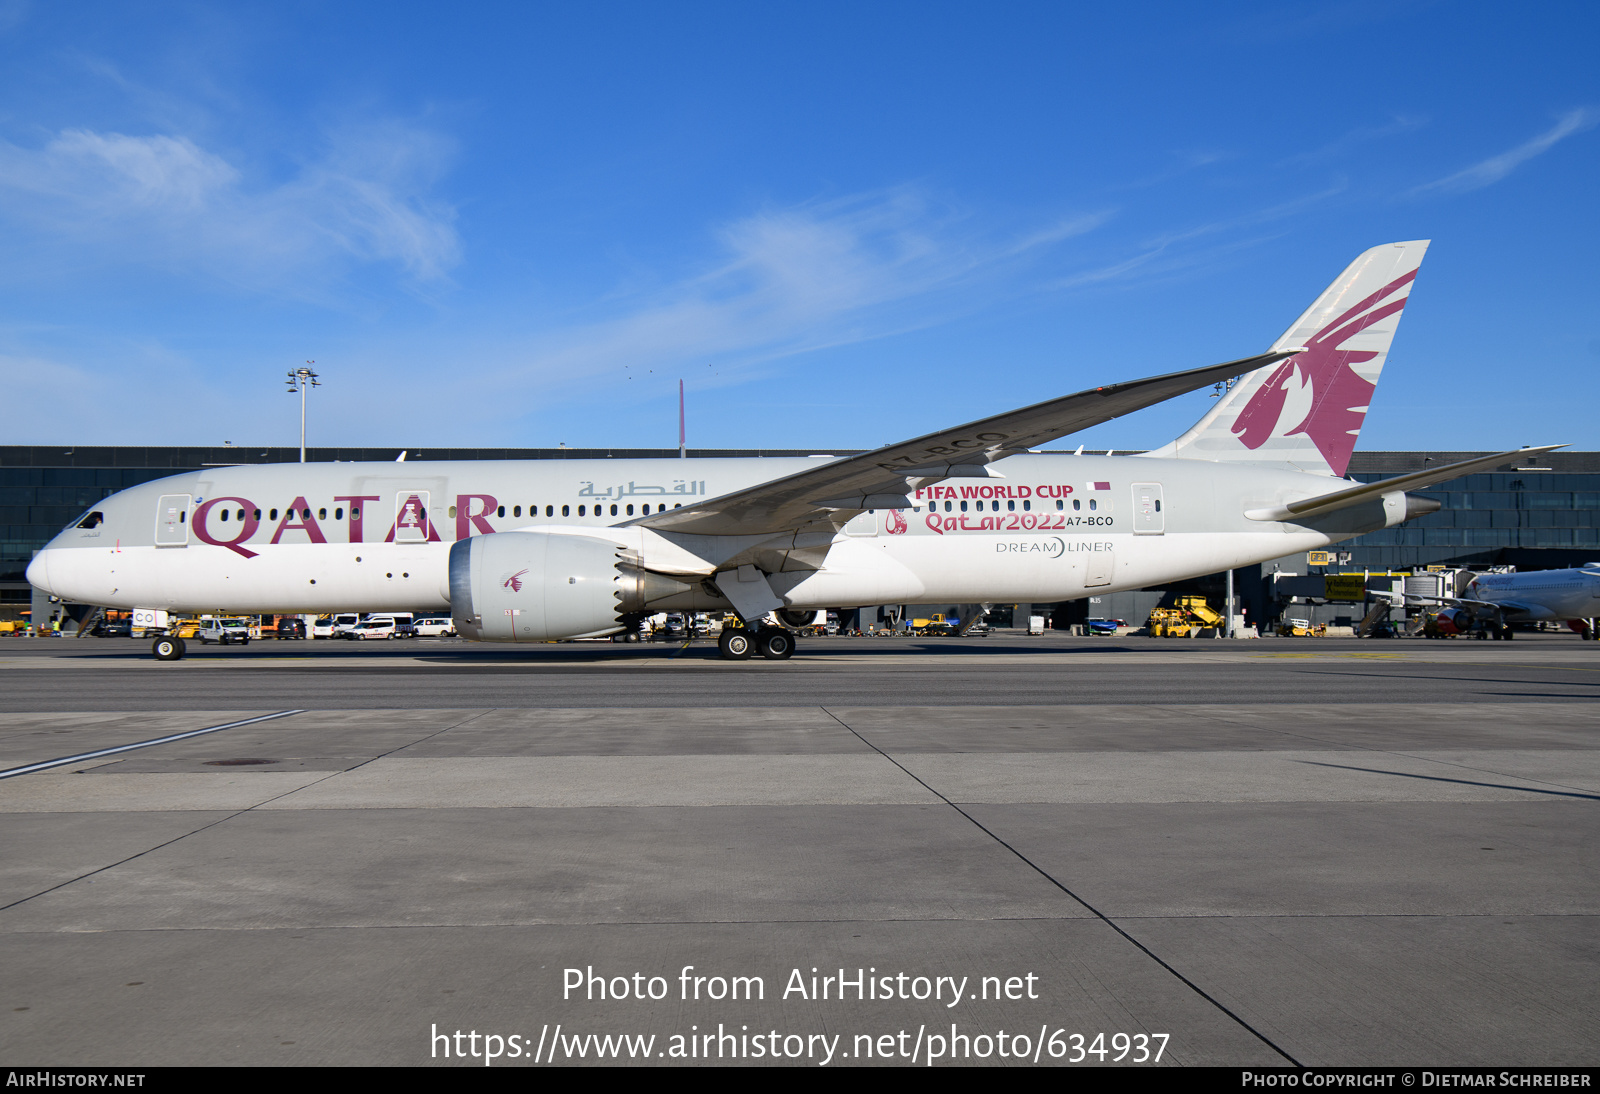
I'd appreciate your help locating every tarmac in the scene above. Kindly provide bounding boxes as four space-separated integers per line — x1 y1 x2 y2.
1 632 1597 1067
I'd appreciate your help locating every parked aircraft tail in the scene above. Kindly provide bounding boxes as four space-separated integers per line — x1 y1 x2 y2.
1147 240 1429 477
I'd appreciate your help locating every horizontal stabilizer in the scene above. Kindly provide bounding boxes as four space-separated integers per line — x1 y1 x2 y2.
1245 445 1566 522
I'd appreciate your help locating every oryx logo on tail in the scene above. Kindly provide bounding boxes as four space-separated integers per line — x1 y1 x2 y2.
1150 240 1429 477
1232 268 1416 474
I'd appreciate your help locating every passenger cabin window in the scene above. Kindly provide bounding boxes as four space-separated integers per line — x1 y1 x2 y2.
270 509 279 520
562 505 570 516
578 505 586 516
253 509 262 520
1089 499 1097 510
1055 500 1063 510
335 508 344 520
546 505 554 517
497 505 506 518
610 504 618 516
513 505 521 517
75 511 104 529
626 504 634 516
1073 499 1081 511
318 508 326 520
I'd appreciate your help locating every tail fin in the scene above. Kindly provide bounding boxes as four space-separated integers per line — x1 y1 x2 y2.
1148 240 1429 477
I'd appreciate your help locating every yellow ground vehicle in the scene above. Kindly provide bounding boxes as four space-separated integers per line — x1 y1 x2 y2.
1148 596 1224 637
909 613 956 636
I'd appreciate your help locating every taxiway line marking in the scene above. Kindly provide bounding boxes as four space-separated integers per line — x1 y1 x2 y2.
0 710 307 780
820 705 1304 1067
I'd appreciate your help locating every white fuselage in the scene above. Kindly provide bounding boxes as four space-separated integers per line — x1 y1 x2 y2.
1464 568 1600 622
28 454 1382 619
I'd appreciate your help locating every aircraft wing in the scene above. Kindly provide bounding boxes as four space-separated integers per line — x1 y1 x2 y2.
634 349 1299 537
1375 592 1545 622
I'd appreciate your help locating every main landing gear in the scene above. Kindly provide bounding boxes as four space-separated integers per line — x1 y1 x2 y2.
152 636 187 661
717 625 796 661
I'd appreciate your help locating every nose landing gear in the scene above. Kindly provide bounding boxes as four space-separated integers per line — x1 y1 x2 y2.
152 636 187 661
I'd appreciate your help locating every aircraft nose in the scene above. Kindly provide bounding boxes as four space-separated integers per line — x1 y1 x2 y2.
25 550 52 594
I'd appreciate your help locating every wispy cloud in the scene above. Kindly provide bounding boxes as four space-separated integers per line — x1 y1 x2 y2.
0 119 460 290
1049 183 1345 290
1280 114 1428 168
471 191 1111 404
1411 108 1599 196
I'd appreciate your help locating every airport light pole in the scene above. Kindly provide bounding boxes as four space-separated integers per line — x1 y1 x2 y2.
286 363 321 463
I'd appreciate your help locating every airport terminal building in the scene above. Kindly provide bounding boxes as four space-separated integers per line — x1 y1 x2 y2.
5 445 1598 629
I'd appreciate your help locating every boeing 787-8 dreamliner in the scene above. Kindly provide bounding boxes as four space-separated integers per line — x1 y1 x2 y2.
27 240 1561 660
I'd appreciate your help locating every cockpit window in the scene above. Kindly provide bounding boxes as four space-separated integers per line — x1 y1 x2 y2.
75 511 105 529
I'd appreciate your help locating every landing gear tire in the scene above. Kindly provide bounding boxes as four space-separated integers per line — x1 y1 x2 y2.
718 628 754 660
152 636 185 661
756 627 796 660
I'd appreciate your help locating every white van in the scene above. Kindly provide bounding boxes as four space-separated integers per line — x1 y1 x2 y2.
312 613 359 639
198 617 251 645
364 613 415 637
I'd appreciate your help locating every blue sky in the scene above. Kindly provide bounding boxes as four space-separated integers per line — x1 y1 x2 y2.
0 0 1595 454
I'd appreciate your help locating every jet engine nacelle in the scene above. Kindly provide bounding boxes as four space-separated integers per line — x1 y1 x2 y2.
449 530 689 642
1435 607 1473 636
